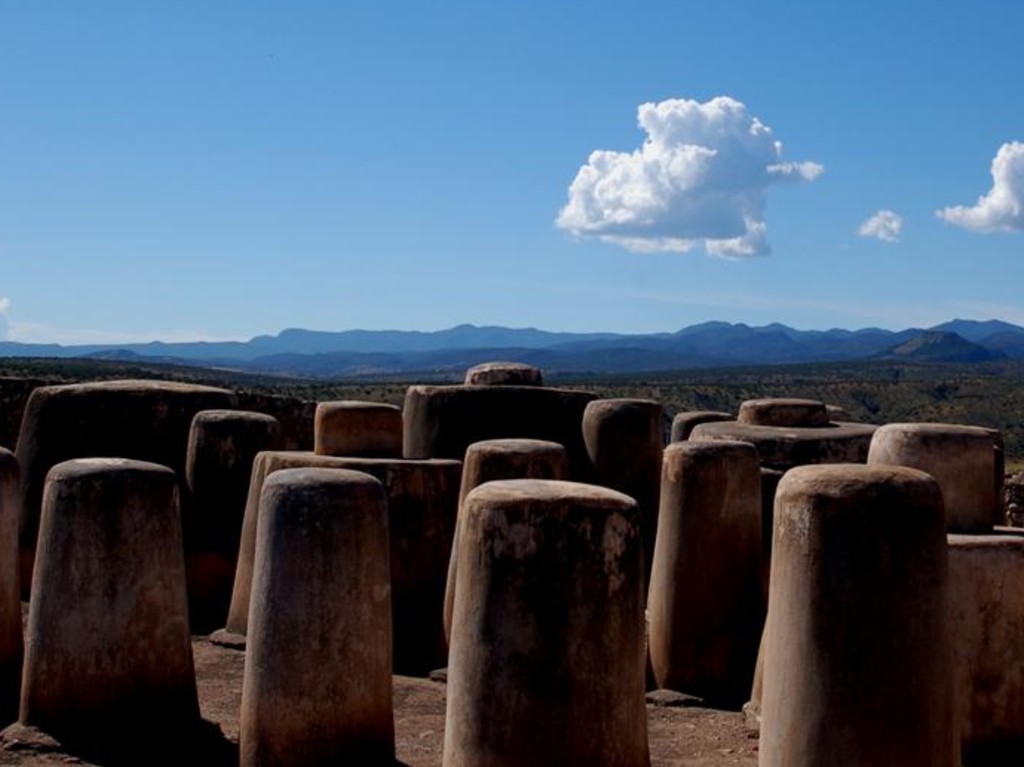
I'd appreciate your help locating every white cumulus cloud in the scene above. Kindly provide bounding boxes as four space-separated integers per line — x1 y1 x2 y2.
937 142 1024 233
556 96 823 258
858 210 903 242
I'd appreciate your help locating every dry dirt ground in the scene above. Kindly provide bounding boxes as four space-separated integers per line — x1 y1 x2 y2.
0 635 759 766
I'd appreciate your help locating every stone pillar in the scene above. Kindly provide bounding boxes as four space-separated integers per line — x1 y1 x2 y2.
738 398 829 427
16 459 198 748
444 479 649 767
669 410 732 442
759 464 958 767
443 439 569 644
867 422 998 532
217 451 459 674
240 468 393 767
464 361 543 387
583 398 663 586
314 401 402 458
647 441 762 706
184 409 281 631
948 533 1024 755
0 449 21 723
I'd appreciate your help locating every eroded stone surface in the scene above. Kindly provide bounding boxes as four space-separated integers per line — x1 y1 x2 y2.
463 362 543 387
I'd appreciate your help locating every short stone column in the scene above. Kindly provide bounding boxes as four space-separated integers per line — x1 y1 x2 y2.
16 459 198 747
583 398 663 586
464 361 543 387
0 449 21 723
948 533 1024 754
647 441 762 706
444 479 649 767
738 398 829 427
184 409 281 631
867 422 999 532
240 468 393 767
759 464 957 767
443 438 569 643
313 401 403 458
669 410 732 442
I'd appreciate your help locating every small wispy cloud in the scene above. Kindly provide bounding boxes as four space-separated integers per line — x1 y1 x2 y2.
858 210 903 242
556 96 822 258
0 297 10 341
937 142 1024 233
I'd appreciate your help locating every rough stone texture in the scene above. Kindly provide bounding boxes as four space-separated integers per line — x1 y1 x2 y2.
19 459 198 747
647 441 762 706
240 468 393 767
583 398 664 588
15 379 236 594
868 422 999 533
463 362 543 387
402 384 596 480
443 439 569 643
444 480 649 767
737 398 829 428
825 404 854 422
690 420 877 471
948 532 1024 753
759 464 957 767
184 410 281 632
234 392 316 451
669 411 733 443
220 451 460 674
313 400 403 458
1006 474 1024 527
0 449 21 723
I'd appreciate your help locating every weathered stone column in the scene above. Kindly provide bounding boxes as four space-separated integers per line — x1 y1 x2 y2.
314 400 402 458
0 449 21 723
217 451 459 674
16 459 198 747
647 441 762 706
868 422 999 532
464 361 543 387
669 410 732 442
583 398 663 586
948 532 1024 755
443 438 569 643
759 464 957 767
444 479 649 767
184 409 281 631
240 468 393 767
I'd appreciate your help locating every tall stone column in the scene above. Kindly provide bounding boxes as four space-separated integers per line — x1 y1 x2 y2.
240 468 393 767
759 464 958 767
444 479 649 767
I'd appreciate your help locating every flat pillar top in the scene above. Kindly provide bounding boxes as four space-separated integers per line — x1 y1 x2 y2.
263 466 382 491
48 457 176 480
738 398 829 428
192 409 278 423
947 531 1024 549
37 379 231 396
466 438 566 453
464 361 543 386
315 400 400 412
466 478 635 508
779 462 938 495
258 450 460 469
873 422 995 440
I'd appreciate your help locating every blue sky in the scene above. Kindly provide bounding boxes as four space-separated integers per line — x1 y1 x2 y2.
2 1 1023 344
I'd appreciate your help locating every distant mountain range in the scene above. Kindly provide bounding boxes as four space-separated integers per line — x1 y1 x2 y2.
1 319 1021 378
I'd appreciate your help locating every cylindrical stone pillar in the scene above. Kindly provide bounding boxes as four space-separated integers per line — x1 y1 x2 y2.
314 401 402 458
867 422 998 533
738 398 829 428
443 438 569 644
0 449 21 723
948 533 1024 753
444 479 649 767
669 411 732 443
583 398 663 587
464 361 543 387
184 409 281 631
18 459 198 746
759 464 958 767
240 468 393 767
647 441 763 706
